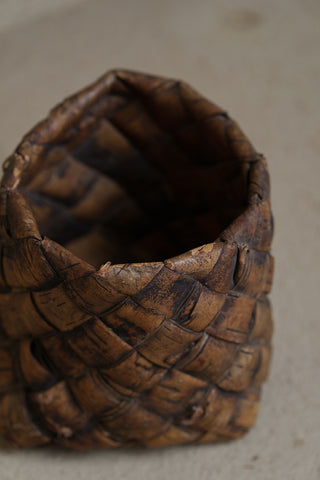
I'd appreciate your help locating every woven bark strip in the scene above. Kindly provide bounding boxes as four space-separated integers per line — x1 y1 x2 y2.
0 69 274 449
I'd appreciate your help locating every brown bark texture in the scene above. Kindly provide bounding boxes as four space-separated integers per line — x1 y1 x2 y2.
0 70 274 449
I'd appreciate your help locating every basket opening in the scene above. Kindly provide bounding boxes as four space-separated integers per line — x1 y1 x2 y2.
22 101 249 267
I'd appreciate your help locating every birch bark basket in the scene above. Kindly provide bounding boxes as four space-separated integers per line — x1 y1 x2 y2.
0 70 274 449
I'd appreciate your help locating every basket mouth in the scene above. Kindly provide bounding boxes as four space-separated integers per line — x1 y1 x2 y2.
0 69 270 271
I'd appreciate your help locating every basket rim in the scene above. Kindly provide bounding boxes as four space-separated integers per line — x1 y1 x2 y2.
0 69 271 273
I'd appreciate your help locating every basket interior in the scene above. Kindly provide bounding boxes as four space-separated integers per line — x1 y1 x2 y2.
21 84 249 266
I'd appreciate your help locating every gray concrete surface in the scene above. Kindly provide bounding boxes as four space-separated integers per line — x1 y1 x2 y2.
0 1 319 479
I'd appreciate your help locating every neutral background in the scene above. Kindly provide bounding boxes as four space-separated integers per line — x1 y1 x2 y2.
0 1 319 479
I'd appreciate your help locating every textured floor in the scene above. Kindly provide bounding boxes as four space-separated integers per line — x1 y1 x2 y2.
0 0 319 479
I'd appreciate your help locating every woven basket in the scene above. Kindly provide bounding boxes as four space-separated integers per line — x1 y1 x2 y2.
0 70 274 450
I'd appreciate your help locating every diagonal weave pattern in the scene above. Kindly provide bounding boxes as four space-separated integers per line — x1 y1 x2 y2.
0 70 273 449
